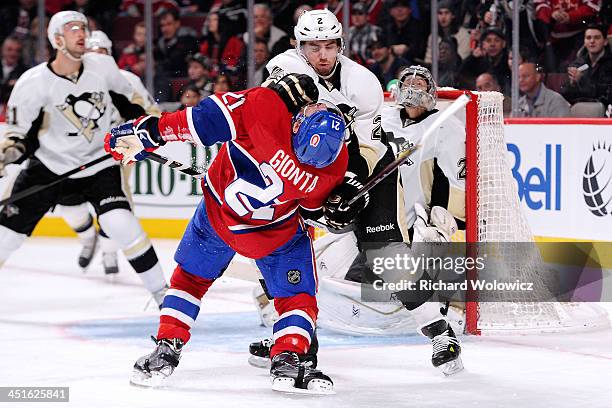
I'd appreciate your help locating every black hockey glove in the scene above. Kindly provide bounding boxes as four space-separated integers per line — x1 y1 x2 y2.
264 73 319 114
323 175 370 230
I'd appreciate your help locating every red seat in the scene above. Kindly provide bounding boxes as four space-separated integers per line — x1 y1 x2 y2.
545 73 567 93
170 77 190 100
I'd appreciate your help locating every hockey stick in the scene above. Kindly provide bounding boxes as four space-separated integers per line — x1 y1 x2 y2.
345 93 471 208
0 154 112 207
146 152 206 179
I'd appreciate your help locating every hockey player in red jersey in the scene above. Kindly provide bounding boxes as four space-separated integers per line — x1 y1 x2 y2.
104 74 348 394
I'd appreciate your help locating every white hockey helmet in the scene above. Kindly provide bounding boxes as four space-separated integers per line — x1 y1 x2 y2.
47 11 89 49
87 30 112 54
393 65 437 111
294 9 344 51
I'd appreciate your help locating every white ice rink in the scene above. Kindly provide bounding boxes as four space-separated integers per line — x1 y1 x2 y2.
1 237 611 408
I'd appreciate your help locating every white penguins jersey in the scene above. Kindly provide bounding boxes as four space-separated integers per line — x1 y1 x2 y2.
266 49 386 175
381 104 466 231
120 70 159 115
5 53 137 178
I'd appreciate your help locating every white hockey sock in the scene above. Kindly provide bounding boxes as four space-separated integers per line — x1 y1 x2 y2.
0 225 27 265
59 204 97 244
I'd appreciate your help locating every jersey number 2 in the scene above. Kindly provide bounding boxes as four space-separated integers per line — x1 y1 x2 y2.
225 162 284 221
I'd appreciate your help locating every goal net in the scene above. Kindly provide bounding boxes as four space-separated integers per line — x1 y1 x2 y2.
437 90 609 335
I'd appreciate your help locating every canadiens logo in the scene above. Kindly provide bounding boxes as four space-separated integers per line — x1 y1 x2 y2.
56 91 106 142
309 134 320 147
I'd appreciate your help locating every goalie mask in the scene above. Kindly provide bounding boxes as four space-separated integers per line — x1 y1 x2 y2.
292 102 346 168
393 65 437 111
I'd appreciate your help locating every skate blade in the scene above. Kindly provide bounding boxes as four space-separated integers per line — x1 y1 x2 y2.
437 356 464 376
248 355 271 369
129 370 167 388
271 377 335 395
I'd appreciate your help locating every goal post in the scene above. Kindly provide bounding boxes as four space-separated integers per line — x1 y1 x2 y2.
433 89 609 335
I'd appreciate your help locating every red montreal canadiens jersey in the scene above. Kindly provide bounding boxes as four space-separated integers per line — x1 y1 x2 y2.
159 87 348 258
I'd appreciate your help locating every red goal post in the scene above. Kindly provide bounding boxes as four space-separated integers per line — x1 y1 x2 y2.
384 89 609 335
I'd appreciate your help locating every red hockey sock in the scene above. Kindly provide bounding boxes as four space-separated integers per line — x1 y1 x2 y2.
157 265 214 343
270 293 318 358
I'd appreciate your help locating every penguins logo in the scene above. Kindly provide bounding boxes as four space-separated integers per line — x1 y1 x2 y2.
56 92 106 142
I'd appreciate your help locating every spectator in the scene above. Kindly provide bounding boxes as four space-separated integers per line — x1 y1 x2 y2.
361 0 385 25
213 72 232 93
118 21 146 77
270 0 299 35
517 62 570 117
382 0 428 61
178 83 203 109
199 11 244 75
368 37 411 88
314 1 345 21
459 27 511 91
475 71 513 115
63 0 119 34
437 37 462 87
214 0 247 37
20 15 50 67
154 9 198 77
561 25 612 109
186 53 213 98
252 39 270 86
348 2 383 64
424 0 471 64
535 0 602 71
0 0 37 43
0 36 28 106
293 5 313 28
243 4 290 58
121 0 179 17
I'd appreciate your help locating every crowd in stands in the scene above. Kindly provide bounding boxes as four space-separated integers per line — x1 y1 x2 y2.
1 0 611 118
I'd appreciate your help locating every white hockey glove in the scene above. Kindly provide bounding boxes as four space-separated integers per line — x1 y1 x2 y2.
0 137 26 177
104 115 164 164
412 203 458 243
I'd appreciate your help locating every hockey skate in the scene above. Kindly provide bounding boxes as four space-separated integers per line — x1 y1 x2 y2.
270 352 333 395
102 252 119 275
249 336 318 369
78 232 98 271
130 337 183 387
420 318 464 376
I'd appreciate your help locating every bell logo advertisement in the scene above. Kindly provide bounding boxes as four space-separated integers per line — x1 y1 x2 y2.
583 142 612 217
508 143 561 211
505 123 612 241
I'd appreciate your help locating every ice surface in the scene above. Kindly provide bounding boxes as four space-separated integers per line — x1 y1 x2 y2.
1 238 611 408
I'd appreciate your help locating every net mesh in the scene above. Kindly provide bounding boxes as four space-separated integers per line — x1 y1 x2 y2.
470 92 608 334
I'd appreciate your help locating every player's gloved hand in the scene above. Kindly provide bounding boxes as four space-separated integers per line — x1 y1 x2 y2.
0 137 26 178
264 73 319 114
323 175 370 230
412 203 458 243
104 115 165 164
